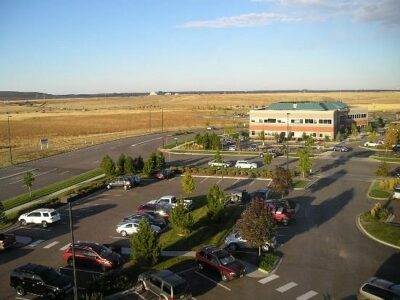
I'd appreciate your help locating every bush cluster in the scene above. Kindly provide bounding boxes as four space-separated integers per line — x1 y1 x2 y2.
171 166 274 178
369 203 390 222
258 253 279 272
378 178 400 191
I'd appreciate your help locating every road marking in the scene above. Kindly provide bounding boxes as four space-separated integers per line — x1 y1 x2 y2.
168 177 176 181
133 291 146 300
59 243 71 251
110 236 129 240
131 137 162 147
249 180 256 186
216 178 223 185
27 240 45 247
0 168 37 181
177 267 198 275
233 179 240 185
276 282 298 293
258 274 279 284
60 170 71 175
194 271 231 291
296 290 318 300
10 168 57 184
43 241 59 249
200 177 208 183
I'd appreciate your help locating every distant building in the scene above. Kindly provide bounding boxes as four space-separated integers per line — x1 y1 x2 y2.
149 91 158 96
249 101 368 140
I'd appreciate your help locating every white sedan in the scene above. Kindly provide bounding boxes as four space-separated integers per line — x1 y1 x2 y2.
364 141 383 147
208 160 232 167
234 160 257 169
116 221 160 237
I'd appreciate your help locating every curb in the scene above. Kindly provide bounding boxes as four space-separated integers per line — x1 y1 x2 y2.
366 180 390 201
356 214 400 250
187 174 272 181
258 257 283 275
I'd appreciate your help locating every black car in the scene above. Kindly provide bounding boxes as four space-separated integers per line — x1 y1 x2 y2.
156 169 174 180
124 212 167 228
10 263 73 299
333 145 349 152
392 167 400 178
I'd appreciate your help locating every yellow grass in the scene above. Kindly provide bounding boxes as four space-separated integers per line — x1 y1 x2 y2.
1 92 399 168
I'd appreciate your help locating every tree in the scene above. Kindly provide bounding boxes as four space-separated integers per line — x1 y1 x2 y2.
335 132 342 142
377 117 385 128
263 153 273 170
305 136 315 149
116 153 126 175
0 201 7 225
258 131 265 146
143 159 155 176
206 184 226 222
130 218 161 266
365 123 373 133
351 124 359 137
384 124 400 150
155 152 166 170
271 166 293 198
236 199 277 256
170 201 194 235
368 131 378 143
133 155 144 172
124 156 135 175
297 148 312 178
375 162 390 177
214 149 222 163
182 172 195 196
100 155 116 177
23 171 35 197
324 136 331 143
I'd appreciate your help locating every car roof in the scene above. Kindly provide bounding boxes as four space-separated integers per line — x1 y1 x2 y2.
73 241 106 252
30 208 57 213
14 263 53 275
367 277 400 293
149 270 187 285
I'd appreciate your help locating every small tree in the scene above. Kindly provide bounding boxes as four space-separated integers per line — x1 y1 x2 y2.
377 117 385 128
263 153 273 170
305 136 315 148
271 166 293 198
100 155 116 177
297 148 312 178
335 132 342 142
182 172 195 197
124 156 135 175
206 184 226 222
214 149 222 163
365 123 373 133
258 131 266 146
155 152 166 170
236 199 276 256
116 153 126 175
130 219 161 266
0 202 7 225
23 171 35 197
351 124 359 137
368 131 378 143
170 201 194 235
133 155 144 172
375 162 390 177
384 124 400 150
143 159 155 176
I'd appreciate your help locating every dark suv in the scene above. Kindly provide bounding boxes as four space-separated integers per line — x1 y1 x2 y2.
10 263 73 299
137 270 192 300
62 242 123 271
196 245 246 281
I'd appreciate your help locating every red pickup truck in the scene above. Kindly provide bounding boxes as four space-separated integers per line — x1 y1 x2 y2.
0 233 16 250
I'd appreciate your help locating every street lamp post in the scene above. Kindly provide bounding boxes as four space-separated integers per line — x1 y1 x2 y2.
68 200 78 300
7 115 13 165
286 113 290 170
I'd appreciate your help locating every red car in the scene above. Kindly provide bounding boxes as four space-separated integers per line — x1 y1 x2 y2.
195 245 246 281
62 242 123 271
266 204 295 226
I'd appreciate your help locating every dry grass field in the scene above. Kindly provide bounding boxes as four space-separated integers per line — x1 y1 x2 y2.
1 91 399 168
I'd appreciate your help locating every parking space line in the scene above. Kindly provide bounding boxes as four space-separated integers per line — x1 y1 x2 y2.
15 297 31 300
249 180 255 186
59 243 71 251
168 177 177 181
200 177 208 184
233 179 240 185
296 290 318 300
216 178 223 185
43 241 59 249
276 282 298 293
27 239 45 247
194 271 231 291
133 291 146 300
258 274 279 284
177 267 198 275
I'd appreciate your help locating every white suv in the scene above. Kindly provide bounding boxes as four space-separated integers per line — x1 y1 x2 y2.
235 160 257 169
18 208 61 228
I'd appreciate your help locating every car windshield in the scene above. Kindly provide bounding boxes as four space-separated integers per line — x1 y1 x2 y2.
39 268 62 283
90 244 113 258
218 254 235 265
173 282 190 295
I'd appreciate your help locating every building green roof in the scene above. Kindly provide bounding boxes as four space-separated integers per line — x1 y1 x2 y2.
266 101 348 111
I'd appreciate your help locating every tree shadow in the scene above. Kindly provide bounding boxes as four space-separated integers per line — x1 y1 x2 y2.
225 178 254 191
374 252 400 283
309 169 347 193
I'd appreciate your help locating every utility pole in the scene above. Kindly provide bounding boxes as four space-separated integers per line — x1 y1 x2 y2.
286 112 290 170
149 110 152 133
161 108 164 146
7 115 13 165
68 201 78 300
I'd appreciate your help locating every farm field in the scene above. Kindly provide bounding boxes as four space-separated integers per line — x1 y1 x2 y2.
1 91 400 168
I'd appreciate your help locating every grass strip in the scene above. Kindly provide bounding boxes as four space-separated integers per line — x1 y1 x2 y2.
3 168 102 210
293 179 310 189
259 253 280 272
360 214 400 247
368 180 391 199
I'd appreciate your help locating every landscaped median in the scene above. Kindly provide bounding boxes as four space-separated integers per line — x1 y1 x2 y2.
368 179 397 199
370 155 400 163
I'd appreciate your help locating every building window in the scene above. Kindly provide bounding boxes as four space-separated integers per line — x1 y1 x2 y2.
291 119 303 124
251 119 256 123
305 119 316 124
312 133 316 137
319 134 323 137
264 118 276 123
251 131 255 135
319 119 332 124
259 119 263 123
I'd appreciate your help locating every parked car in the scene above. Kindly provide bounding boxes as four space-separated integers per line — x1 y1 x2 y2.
393 145 400 153
228 145 236 151
333 145 349 152
116 221 160 237
267 205 295 226
358 277 400 299
224 232 277 252
106 176 138 190
10 263 73 298
235 160 257 169
195 245 246 281
137 270 192 300
364 141 384 147
18 208 61 228
156 169 174 180
208 160 232 168
123 213 167 229
147 195 193 210
0 233 16 250
229 189 250 204
392 167 400 178
62 242 123 271
259 151 277 158
250 188 271 201
136 203 173 219
393 185 400 200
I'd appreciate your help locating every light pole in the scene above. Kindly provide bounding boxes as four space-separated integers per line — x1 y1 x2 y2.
68 200 78 300
7 115 13 165
286 113 290 170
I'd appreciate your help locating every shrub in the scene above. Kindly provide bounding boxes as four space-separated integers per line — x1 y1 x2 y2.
259 253 279 272
369 203 390 222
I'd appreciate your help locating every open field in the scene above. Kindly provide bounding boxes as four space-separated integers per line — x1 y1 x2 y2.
1 92 400 168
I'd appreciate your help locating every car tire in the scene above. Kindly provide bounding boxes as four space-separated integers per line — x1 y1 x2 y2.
282 219 289 226
198 262 204 270
121 231 128 237
20 219 27 226
221 272 229 282
42 221 48 228
16 285 25 296
228 243 238 251
107 185 111 190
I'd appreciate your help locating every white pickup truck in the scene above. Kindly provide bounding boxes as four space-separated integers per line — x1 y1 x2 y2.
147 195 193 210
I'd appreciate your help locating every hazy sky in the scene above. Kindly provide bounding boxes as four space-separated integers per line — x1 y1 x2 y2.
0 0 399 94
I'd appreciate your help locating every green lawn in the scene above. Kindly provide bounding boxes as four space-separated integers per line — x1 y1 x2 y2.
369 180 392 199
293 179 310 189
360 214 400 247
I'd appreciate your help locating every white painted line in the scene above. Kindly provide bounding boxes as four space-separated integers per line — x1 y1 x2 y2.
276 282 298 293
11 168 58 184
132 137 162 147
216 178 222 185
258 274 279 284
59 243 71 251
0 168 37 181
177 267 198 275
296 290 318 300
200 177 208 184
249 180 256 186
15 297 31 300
194 271 231 291
133 291 146 300
27 239 45 247
60 170 71 175
43 241 59 249
233 179 240 185
168 177 177 181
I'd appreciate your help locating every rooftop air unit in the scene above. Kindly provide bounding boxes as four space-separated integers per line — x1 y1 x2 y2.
293 103 297 109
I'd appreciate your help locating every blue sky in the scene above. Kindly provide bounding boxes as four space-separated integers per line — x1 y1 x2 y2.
0 0 399 93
